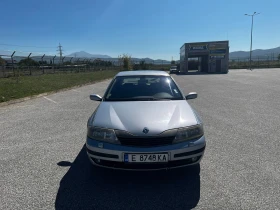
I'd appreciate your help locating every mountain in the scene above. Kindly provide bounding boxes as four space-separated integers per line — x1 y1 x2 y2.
229 46 280 58
66 51 111 58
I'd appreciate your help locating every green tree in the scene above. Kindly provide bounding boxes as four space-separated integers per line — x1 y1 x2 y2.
18 58 39 66
118 54 132 70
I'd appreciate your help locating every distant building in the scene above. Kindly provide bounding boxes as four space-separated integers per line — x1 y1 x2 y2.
180 40 229 73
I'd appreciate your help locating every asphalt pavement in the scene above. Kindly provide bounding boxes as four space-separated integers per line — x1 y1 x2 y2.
1 69 280 210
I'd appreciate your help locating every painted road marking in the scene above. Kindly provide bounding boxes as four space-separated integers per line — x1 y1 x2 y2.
43 96 57 104
72 89 81 93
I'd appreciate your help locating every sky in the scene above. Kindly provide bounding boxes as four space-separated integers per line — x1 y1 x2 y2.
0 0 280 60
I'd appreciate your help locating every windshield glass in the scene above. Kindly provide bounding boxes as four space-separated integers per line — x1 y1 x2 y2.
104 75 184 101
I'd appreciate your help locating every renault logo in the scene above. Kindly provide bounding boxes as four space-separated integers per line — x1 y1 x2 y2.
143 127 149 134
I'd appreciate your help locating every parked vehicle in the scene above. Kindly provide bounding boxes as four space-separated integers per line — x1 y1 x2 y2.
86 70 206 170
169 65 179 74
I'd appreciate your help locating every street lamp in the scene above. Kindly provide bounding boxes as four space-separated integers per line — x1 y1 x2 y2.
245 12 260 70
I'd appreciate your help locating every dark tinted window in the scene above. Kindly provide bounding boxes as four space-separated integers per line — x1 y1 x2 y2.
104 75 184 101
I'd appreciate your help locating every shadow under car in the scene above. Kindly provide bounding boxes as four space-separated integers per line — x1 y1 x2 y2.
55 145 201 210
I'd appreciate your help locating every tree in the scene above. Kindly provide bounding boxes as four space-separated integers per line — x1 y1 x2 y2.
118 54 132 70
278 54 280 61
18 58 39 66
133 60 149 70
171 60 175 65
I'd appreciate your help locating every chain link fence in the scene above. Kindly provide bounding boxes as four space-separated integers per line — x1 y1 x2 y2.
0 52 177 78
229 54 280 69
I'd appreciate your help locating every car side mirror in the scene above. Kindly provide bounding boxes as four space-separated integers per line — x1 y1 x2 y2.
90 94 102 101
185 92 197 100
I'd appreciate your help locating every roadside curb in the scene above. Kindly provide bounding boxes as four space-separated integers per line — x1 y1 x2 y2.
0 78 112 108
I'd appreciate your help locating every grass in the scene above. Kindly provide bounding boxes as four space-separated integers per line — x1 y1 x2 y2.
0 70 119 103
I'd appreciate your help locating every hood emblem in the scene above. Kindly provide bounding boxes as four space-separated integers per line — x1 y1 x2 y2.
143 127 149 134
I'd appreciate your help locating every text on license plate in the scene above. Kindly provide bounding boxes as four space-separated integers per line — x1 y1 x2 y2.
124 153 168 163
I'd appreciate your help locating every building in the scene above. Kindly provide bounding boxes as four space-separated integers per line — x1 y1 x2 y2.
180 40 229 73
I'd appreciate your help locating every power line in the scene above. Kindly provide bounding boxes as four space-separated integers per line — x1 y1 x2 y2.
0 49 56 53
0 43 56 48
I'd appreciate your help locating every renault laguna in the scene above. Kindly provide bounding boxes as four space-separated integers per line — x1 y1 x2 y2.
86 70 206 170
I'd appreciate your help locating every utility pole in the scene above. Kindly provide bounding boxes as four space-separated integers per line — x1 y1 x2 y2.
245 12 260 70
57 43 63 64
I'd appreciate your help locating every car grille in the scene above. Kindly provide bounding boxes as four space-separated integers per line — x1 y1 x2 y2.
117 136 175 147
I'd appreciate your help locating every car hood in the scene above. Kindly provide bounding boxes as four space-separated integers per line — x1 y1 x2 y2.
93 101 198 136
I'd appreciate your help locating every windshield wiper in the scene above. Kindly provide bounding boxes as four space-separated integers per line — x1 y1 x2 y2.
105 97 169 101
129 96 172 101
105 98 134 101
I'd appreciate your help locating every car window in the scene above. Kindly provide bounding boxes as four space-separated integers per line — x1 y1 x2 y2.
104 75 184 101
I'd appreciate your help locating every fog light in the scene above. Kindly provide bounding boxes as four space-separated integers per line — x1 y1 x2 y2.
192 157 198 162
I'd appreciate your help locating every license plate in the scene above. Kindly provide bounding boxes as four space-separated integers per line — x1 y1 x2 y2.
124 153 168 163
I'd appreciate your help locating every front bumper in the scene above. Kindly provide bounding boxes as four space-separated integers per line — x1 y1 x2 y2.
86 135 206 170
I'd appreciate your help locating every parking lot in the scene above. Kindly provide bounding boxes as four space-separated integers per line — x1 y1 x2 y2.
1 68 280 210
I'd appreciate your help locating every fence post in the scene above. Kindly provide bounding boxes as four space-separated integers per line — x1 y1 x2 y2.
70 57 73 73
11 51 16 77
53 55 56 73
41 54 45 74
83 59 86 72
77 58 80 72
62 57 65 73
267 56 269 68
27 53 32 75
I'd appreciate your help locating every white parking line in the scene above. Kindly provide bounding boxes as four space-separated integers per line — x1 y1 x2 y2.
72 89 81 93
43 96 57 104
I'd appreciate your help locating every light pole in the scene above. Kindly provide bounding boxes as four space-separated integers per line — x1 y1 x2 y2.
245 12 260 70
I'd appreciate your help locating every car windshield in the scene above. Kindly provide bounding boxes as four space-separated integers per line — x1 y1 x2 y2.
104 75 184 101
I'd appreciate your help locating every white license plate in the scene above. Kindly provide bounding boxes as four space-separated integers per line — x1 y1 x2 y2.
124 153 168 163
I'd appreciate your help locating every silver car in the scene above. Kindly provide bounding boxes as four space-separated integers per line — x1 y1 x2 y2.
169 65 179 74
86 70 206 170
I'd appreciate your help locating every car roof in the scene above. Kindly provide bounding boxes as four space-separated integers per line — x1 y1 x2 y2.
116 70 169 77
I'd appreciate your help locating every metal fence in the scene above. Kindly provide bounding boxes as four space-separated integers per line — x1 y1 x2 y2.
0 52 177 78
229 54 280 69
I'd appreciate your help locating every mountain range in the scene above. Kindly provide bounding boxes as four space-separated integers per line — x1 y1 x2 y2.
229 46 280 58
1 46 280 63
67 47 280 60
66 51 111 59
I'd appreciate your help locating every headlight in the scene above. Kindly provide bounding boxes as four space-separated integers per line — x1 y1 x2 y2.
87 127 119 144
174 124 204 143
